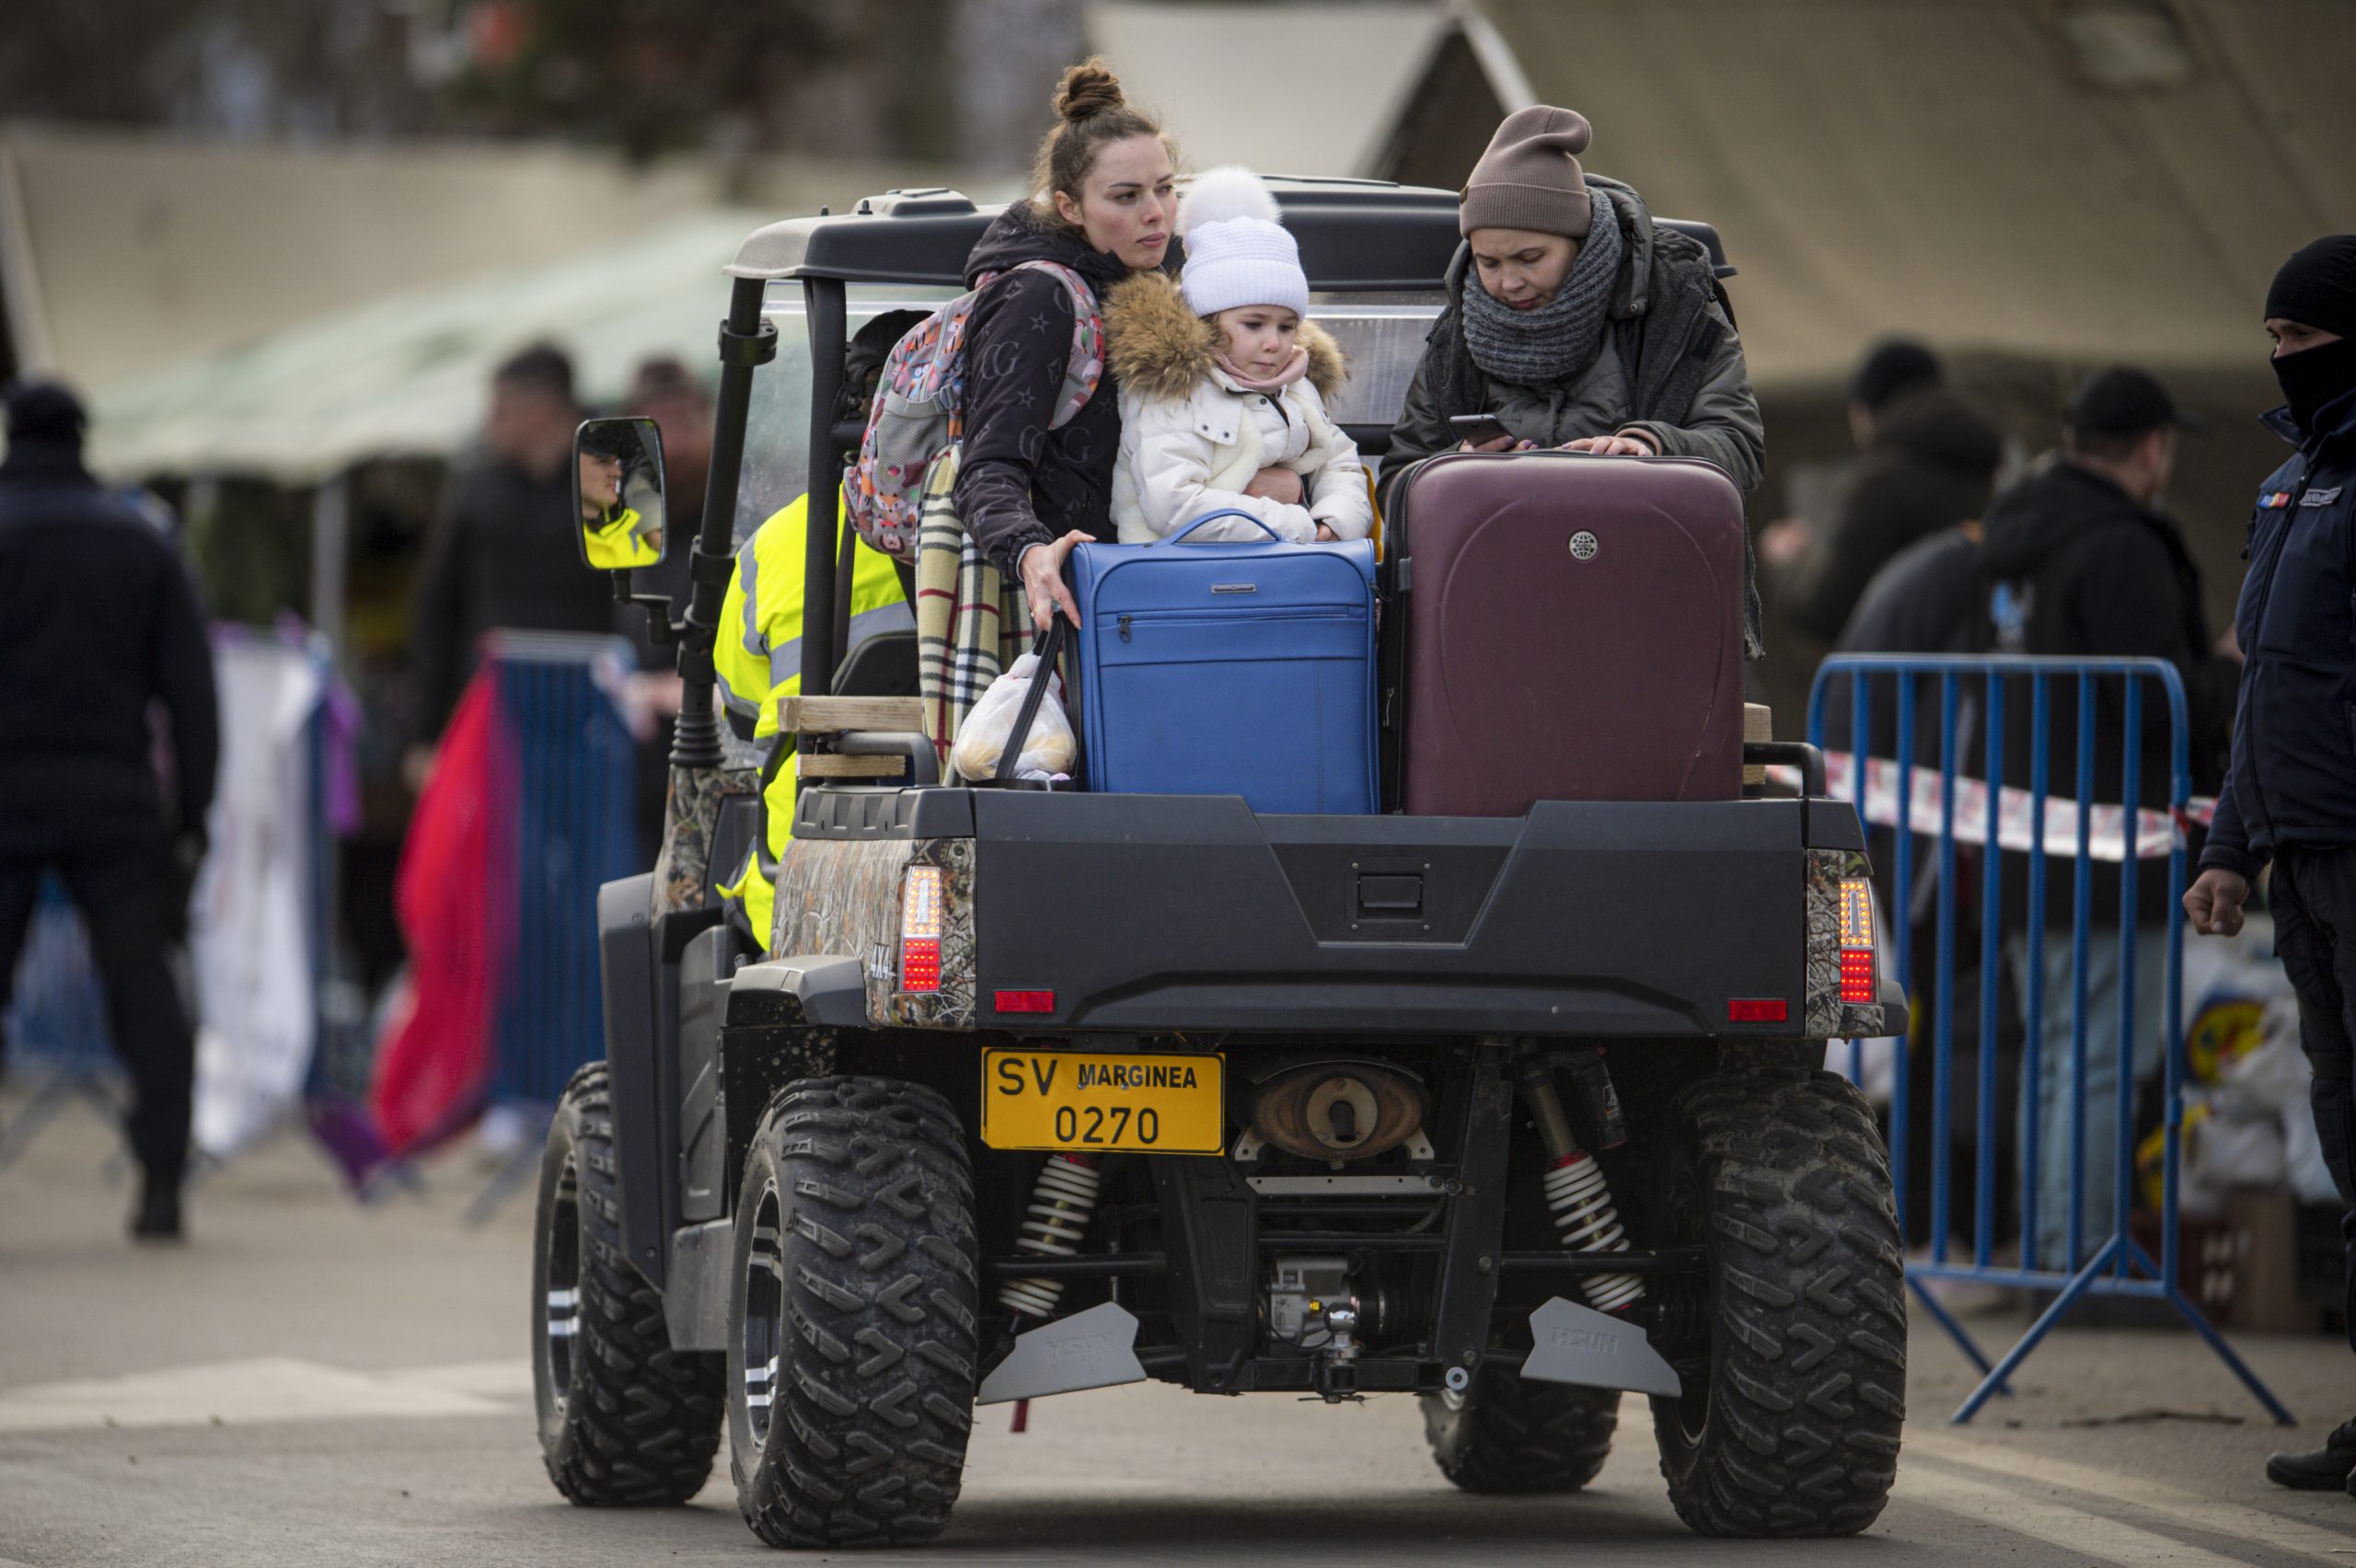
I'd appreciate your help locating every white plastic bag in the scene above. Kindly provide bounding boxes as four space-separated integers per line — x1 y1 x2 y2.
952 651 1077 782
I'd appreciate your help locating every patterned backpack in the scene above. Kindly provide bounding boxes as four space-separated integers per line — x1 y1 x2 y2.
845 259 1104 561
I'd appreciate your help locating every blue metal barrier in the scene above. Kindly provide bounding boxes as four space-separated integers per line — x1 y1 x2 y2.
1810 654 2290 1425
483 635 639 1111
6 876 115 1064
0 878 123 1169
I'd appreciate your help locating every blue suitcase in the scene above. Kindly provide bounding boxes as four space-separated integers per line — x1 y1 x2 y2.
1065 512 1378 813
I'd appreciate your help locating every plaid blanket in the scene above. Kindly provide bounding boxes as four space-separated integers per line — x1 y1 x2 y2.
914 449 1026 782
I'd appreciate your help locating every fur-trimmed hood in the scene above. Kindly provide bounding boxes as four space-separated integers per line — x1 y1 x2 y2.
1104 272 1345 406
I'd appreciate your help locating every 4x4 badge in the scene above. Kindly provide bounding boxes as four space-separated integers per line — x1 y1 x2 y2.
1568 531 1600 560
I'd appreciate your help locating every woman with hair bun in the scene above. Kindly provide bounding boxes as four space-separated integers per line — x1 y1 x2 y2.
951 59 1178 632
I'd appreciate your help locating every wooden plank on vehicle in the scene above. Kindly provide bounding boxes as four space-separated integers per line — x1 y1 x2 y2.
778 695 926 734
797 753 907 778
1743 702 1772 788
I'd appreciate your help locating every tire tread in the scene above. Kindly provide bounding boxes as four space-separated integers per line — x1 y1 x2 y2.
538 1065 725 1507
734 1076 977 1550
1423 1368 1619 1494
1654 1067 1905 1538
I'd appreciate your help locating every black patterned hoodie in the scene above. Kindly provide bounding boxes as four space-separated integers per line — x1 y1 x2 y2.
952 202 1138 577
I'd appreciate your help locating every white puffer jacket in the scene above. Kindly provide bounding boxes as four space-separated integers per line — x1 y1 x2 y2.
1103 273 1372 546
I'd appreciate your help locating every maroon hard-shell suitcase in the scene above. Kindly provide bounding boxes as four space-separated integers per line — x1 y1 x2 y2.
1384 450 1745 815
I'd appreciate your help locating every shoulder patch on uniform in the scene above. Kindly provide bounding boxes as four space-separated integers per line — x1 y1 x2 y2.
2299 487 2341 506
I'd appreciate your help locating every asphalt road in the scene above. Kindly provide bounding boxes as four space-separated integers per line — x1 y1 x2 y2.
4 1083 2355 1567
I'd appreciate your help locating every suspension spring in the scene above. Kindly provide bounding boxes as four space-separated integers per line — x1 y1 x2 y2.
1543 1153 1645 1314
999 1154 1101 1320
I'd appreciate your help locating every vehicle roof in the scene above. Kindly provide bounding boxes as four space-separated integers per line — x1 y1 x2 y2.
725 178 1731 291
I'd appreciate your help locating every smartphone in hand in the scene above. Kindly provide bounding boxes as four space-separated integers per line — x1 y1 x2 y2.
1448 412 1514 447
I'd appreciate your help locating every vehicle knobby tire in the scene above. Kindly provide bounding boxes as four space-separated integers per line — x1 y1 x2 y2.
533 1063 725 1505
1422 1364 1619 1493
1651 1067 1905 1537
727 1075 979 1550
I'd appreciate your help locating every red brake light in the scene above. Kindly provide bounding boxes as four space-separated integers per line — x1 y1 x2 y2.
1727 998 1787 1023
1840 951 1877 1005
993 989 1056 1014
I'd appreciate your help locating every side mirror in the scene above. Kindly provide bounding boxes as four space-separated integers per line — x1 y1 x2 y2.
573 417 669 571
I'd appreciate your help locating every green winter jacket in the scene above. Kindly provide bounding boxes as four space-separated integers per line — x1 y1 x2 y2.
1379 177 1766 655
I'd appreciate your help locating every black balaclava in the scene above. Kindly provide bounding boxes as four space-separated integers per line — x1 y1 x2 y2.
2265 236 2356 438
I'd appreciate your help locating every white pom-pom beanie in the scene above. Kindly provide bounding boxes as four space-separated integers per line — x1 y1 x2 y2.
1177 167 1308 319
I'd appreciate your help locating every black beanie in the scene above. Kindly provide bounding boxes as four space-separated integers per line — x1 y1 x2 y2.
4 380 87 446
2265 236 2356 340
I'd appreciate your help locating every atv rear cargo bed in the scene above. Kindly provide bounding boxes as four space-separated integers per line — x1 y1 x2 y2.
786 787 1893 1039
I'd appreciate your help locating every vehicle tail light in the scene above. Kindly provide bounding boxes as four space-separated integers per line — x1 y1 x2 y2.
900 865 942 994
1838 878 1877 1004
994 989 1055 1014
1727 997 1787 1023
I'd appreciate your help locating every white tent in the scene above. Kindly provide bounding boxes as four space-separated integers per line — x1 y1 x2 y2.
0 125 719 390
87 209 767 484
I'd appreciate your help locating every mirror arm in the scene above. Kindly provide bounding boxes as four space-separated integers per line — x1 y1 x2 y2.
607 568 678 645
671 277 777 770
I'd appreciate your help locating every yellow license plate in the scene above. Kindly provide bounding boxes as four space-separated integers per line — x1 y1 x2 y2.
981 1049 1224 1155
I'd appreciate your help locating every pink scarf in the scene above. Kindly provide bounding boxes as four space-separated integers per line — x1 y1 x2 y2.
1215 345 1310 395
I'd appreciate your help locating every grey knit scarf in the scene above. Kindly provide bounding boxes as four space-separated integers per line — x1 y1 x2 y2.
1458 196 1623 388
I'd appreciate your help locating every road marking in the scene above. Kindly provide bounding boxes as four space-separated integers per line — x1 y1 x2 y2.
0 1356 529 1434
1905 1461 2266 1565
1911 1434 2356 1562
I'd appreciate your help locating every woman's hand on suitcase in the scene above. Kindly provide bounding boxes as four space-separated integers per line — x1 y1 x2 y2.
1020 530 1091 631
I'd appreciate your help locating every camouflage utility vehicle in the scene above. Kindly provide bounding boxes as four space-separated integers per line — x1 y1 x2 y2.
531 179 1908 1550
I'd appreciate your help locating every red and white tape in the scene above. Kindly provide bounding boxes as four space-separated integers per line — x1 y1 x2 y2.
1768 753 2218 863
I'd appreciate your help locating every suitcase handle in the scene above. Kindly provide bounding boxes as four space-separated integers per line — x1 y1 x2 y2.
985 617 1068 787
1158 509 1287 546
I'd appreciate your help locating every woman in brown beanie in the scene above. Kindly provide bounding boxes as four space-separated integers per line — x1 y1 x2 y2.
1380 106 1767 656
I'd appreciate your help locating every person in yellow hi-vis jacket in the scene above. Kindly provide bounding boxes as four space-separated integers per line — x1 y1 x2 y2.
577 443 664 568
713 490 912 945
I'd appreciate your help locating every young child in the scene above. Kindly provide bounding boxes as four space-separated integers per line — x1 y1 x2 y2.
1105 167 1372 545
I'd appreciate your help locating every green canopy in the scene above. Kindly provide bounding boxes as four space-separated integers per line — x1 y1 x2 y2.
89 209 769 484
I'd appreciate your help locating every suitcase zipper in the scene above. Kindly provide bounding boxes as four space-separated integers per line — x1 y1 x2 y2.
1108 607 1364 631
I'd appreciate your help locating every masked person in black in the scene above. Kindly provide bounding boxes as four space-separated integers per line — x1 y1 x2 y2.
2181 235 2356 1495
0 382 218 1239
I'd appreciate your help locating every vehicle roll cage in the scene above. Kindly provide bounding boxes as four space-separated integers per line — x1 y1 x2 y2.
671 179 1734 735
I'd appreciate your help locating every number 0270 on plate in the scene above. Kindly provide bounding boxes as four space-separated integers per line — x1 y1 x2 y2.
980 1049 1224 1154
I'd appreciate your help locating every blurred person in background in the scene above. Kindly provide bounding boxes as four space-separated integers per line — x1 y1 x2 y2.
1764 339 2004 641
618 357 711 858
2181 236 2356 1495
0 381 217 1240
1978 364 2236 1278
404 343 614 790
